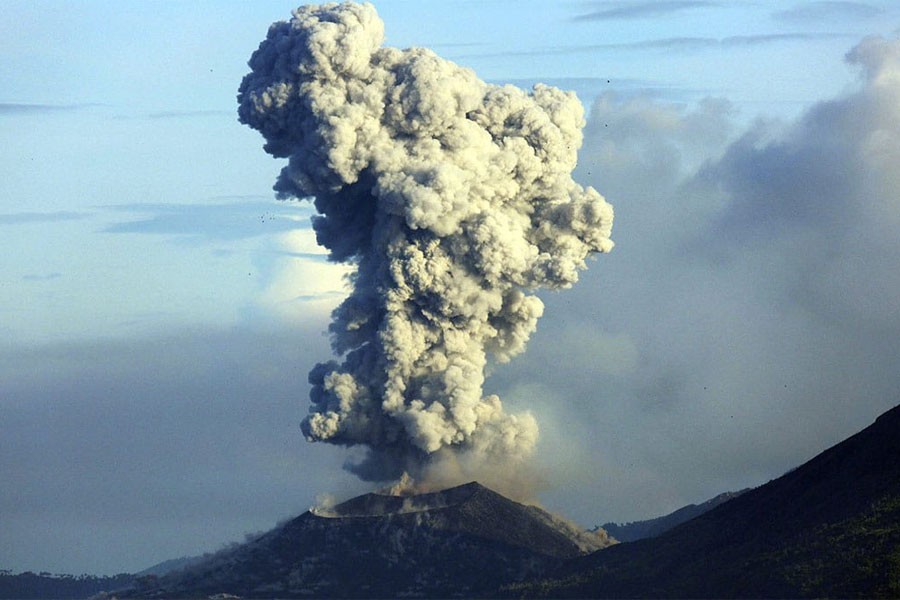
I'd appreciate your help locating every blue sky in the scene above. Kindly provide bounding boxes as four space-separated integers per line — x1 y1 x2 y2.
3 0 900 575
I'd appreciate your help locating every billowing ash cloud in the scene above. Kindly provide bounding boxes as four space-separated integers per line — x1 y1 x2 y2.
237 2 613 485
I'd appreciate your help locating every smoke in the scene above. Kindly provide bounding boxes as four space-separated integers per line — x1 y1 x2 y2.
237 3 613 488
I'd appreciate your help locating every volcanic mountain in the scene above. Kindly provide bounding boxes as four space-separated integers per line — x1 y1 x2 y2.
599 488 750 543
511 403 900 598
124 481 612 598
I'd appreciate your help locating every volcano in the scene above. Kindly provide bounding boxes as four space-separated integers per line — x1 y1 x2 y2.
125 482 611 598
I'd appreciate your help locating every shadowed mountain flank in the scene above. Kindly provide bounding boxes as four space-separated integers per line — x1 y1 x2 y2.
510 403 900 598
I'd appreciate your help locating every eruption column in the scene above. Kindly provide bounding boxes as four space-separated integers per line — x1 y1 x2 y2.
238 2 613 484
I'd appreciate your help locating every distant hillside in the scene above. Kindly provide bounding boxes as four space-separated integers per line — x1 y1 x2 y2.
121 482 613 598
0 571 133 600
509 403 900 598
600 489 749 542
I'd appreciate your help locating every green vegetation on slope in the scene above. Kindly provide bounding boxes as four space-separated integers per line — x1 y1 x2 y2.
765 494 900 598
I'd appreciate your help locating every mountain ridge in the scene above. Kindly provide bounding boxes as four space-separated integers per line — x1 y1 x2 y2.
599 488 750 543
509 403 900 598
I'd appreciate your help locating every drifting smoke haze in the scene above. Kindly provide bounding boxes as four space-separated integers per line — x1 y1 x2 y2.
237 2 613 492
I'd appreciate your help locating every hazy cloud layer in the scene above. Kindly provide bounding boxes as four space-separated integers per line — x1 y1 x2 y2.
102 200 312 241
457 32 848 60
144 109 233 120
0 103 83 115
0 211 91 226
21 272 62 282
573 1 718 22
774 1 884 22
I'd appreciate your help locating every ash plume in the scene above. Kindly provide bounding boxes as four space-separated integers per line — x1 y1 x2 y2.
238 2 613 488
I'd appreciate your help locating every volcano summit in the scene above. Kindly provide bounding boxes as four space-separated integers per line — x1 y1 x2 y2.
125 482 612 598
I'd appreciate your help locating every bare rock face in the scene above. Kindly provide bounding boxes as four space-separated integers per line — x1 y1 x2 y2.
125 482 612 598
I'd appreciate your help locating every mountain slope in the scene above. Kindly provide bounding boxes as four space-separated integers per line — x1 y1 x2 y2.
124 482 612 598
600 489 749 543
135 555 207 578
510 403 900 598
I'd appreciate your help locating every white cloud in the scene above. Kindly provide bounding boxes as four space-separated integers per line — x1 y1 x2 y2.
256 229 353 323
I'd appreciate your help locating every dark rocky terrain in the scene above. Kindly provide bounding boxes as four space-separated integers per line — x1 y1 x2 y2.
121 481 612 598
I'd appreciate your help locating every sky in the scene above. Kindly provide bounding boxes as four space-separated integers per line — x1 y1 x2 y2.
2 0 900 576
